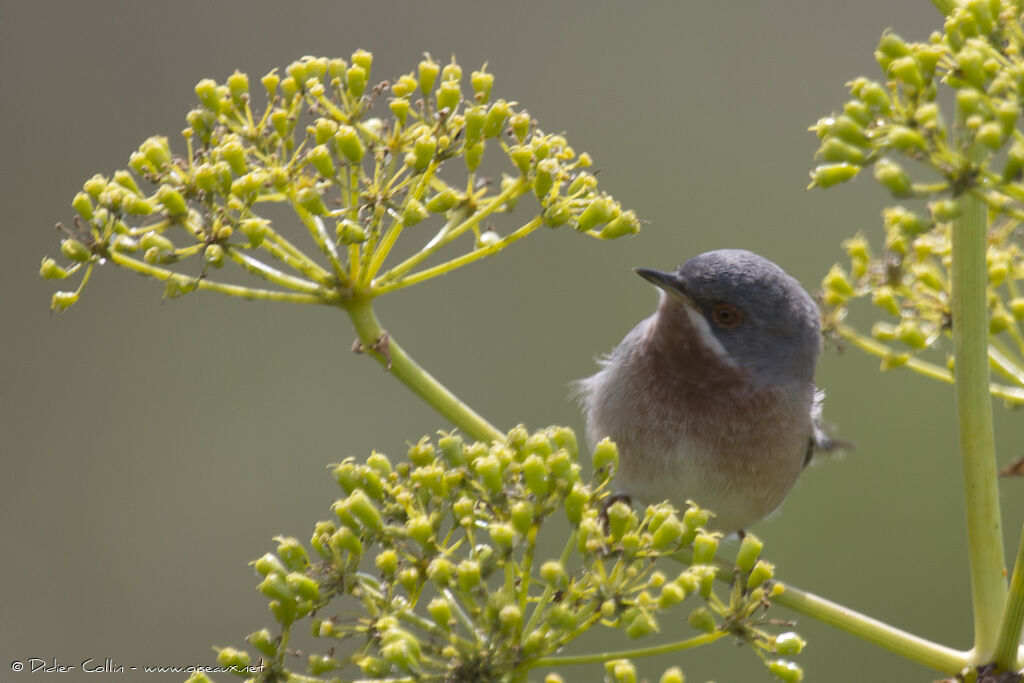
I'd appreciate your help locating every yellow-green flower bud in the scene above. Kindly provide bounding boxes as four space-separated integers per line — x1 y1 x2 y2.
658 581 686 609
957 47 987 89
746 559 775 590
592 437 619 478
140 231 174 253
767 659 804 683
687 606 715 633
774 631 806 655
437 79 460 113
609 659 637 683
1009 298 1024 320
140 135 171 170
564 482 588 525
532 158 558 199
296 187 327 215
374 549 398 576
817 137 866 164
216 647 250 671
380 629 422 671
333 125 364 164
872 286 901 316
850 77 892 115
471 68 494 103
419 56 440 96
258 572 296 603
508 500 534 535
388 97 411 126
873 158 912 197
547 449 576 486
539 559 569 589
434 434 464 468
876 31 911 63
489 522 516 552
542 200 572 228
600 210 641 239
823 263 855 300
345 489 382 531
345 64 367 98
307 144 335 178
155 185 187 215
465 141 484 171
548 603 576 632
253 552 287 576
808 163 859 189
204 243 225 268
607 501 635 542
355 654 389 678
426 188 458 213
888 55 924 91
473 454 503 496
976 121 1004 149
403 514 432 548
651 513 683 550
843 99 872 127
60 238 90 263
236 218 267 247
425 597 452 627
329 526 362 558
498 603 522 633
894 319 929 349
659 667 685 683
929 198 960 222
398 199 426 228
625 610 659 639
39 257 69 280
397 567 420 593
274 536 309 572
692 531 719 564
123 194 156 216
409 134 436 171
50 290 78 309
424 557 454 587
83 173 108 199
886 125 926 152
456 558 482 592
246 628 276 658
508 144 533 175
483 100 511 138
577 196 619 232
991 308 1014 334
522 453 550 498
286 572 319 601
735 532 763 573
194 78 220 110
350 48 372 72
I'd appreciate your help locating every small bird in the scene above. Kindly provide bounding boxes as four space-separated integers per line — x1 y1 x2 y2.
577 249 832 533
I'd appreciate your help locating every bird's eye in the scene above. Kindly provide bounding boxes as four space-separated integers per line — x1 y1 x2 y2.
712 303 743 328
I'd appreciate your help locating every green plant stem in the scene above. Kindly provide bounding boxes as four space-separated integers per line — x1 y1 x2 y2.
345 297 504 444
833 322 1024 404
994 523 1024 670
771 582 968 675
669 548 968 674
953 190 1006 662
108 251 336 304
532 631 728 668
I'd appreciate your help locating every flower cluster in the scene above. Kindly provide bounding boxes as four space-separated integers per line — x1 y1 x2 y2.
190 427 803 682
41 52 640 311
809 1 1024 405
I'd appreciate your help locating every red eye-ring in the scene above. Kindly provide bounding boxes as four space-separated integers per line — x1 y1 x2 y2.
712 303 743 328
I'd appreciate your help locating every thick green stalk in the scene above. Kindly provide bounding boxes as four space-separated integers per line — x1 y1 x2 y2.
345 297 504 444
954 190 1006 662
994 523 1024 669
772 582 968 675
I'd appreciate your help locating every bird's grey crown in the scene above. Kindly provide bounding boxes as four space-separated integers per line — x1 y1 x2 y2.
662 249 821 386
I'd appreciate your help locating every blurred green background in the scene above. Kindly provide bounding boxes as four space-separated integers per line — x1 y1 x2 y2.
4 1 1024 681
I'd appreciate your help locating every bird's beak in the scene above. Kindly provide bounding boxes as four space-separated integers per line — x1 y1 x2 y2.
634 267 694 305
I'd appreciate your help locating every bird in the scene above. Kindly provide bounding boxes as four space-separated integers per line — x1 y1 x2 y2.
576 249 834 533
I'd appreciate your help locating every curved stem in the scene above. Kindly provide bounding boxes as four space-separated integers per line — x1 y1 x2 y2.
345 297 503 444
532 631 728 668
669 549 968 675
994 522 1024 670
771 582 968 675
953 190 1006 662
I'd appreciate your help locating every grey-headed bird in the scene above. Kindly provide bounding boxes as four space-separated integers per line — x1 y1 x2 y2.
577 249 834 533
